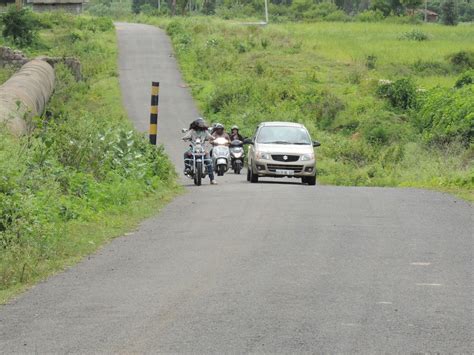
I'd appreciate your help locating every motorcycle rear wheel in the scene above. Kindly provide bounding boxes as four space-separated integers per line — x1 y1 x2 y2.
218 165 225 176
233 162 241 174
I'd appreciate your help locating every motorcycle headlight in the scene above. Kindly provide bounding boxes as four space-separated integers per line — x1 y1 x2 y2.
300 153 314 161
256 152 271 160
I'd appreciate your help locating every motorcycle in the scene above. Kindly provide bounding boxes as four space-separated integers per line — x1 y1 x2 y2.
211 136 230 177
229 139 244 174
183 134 211 186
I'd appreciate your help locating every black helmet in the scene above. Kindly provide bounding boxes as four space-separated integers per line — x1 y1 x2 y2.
192 117 208 130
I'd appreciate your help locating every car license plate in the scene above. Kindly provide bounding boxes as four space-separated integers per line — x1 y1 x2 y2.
276 169 294 175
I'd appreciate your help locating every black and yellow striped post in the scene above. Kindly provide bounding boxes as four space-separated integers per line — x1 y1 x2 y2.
149 82 159 145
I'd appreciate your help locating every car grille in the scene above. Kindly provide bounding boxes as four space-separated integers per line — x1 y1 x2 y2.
271 154 300 162
267 164 303 173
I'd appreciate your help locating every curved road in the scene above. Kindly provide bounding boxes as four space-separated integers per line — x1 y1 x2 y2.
0 23 472 353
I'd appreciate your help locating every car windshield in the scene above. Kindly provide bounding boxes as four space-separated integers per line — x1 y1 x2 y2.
256 126 311 145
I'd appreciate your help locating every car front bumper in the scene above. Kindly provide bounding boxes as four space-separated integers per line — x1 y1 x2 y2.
252 159 316 177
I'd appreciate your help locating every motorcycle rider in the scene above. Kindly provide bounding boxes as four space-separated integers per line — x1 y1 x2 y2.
212 123 231 142
210 123 230 159
183 118 217 185
229 125 244 142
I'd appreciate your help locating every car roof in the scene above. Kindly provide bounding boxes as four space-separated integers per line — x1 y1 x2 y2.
258 121 305 128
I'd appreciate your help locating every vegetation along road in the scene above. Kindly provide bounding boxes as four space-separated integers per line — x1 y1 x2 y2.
0 23 472 353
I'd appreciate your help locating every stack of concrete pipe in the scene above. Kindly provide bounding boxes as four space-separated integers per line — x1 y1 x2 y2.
0 59 55 135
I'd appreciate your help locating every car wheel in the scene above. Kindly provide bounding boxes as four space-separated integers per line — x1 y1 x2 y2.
250 167 258 183
246 166 251 181
306 175 316 186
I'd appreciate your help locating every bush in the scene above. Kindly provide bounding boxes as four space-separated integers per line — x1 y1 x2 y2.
416 86 474 146
1 6 39 47
412 60 451 76
325 10 351 22
376 78 418 110
366 55 377 70
87 3 111 17
399 29 429 41
370 0 392 16
308 2 338 19
448 51 474 71
454 69 474 89
360 113 406 145
356 10 385 22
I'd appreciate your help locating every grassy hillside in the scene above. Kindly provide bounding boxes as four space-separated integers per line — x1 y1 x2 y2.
144 17 473 198
0 13 179 303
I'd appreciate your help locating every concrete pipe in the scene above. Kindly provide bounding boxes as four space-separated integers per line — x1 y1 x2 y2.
0 59 55 135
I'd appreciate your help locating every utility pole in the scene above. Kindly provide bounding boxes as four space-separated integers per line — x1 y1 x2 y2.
264 0 269 23
424 0 428 22
15 0 22 10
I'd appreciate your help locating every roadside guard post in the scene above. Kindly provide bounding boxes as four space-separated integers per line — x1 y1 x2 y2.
149 81 159 145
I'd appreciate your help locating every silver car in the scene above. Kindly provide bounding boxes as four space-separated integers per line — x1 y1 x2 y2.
245 122 320 185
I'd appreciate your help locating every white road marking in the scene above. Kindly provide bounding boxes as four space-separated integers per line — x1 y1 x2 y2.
411 262 431 266
416 283 442 286
377 301 392 304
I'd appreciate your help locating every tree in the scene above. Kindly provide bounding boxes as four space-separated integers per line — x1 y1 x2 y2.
1 6 38 47
400 0 422 14
371 0 391 16
441 0 458 25
202 0 216 14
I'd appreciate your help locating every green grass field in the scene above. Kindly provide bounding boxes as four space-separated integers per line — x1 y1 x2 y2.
142 17 473 199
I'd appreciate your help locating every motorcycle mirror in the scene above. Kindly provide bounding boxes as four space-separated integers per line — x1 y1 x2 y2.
181 128 188 133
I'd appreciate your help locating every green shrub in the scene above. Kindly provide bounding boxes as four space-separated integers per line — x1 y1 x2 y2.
356 10 385 22
376 78 419 110
399 29 429 41
166 20 185 36
454 69 474 89
359 113 407 145
325 10 351 22
412 60 451 76
77 16 114 32
448 50 474 70
87 3 111 17
366 55 377 70
1 6 39 47
416 86 474 146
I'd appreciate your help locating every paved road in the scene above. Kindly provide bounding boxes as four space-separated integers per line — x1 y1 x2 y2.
0 23 472 353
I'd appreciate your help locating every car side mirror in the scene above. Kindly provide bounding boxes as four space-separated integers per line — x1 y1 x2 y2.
243 138 254 145
181 128 188 133
312 141 321 147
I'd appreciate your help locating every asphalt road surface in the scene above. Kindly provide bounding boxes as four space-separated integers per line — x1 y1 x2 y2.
0 23 472 353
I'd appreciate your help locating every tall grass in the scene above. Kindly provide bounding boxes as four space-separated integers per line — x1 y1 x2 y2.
145 17 473 198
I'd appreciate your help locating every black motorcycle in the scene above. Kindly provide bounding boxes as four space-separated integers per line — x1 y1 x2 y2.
229 139 244 174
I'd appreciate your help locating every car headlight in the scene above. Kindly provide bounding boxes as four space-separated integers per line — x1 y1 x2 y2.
256 152 272 160
300 153 314 161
